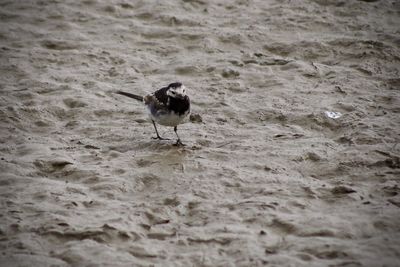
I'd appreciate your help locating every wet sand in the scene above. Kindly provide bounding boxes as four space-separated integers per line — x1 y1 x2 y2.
1 0 400 266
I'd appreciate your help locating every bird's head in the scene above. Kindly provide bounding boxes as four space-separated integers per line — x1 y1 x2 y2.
167 82 187 99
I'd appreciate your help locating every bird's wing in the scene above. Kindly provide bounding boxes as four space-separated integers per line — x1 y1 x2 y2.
144 87 170 115
153 86 169 106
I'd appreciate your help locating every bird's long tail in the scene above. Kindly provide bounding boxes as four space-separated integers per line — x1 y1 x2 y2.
116 91 144 102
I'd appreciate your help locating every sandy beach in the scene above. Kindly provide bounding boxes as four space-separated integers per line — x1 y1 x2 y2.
1 0 400 266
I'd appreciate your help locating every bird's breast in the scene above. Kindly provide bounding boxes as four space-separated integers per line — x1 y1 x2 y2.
149 109 189 127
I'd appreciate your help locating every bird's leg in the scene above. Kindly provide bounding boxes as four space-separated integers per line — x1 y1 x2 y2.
151 120 169 140
173 126 185 146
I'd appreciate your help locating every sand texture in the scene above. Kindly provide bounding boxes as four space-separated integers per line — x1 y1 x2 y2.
1 0 400 266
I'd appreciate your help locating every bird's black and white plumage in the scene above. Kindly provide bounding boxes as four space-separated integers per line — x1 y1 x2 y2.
116 82 190 145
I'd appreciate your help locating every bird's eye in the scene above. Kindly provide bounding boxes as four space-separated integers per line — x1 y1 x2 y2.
171 91 176 94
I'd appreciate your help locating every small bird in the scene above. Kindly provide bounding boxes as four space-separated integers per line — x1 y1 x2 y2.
116 82 190 145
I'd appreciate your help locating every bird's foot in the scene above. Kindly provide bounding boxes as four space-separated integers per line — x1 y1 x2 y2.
174 139 185 146
152 136 170 141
